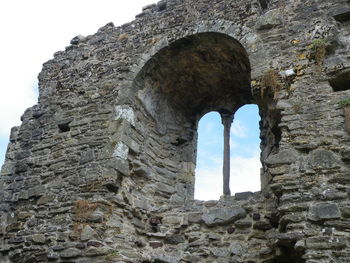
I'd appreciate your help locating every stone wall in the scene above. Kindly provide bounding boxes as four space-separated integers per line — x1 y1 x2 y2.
1 0 350 262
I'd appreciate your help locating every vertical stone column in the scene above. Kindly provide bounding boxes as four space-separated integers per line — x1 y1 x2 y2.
220 110 234 196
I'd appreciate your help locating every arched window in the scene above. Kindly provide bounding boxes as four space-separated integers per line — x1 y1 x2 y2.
195 105 261 200
133 32 255 203
195 112 223 200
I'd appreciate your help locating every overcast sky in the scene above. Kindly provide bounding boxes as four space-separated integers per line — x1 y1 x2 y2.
0 0 261 200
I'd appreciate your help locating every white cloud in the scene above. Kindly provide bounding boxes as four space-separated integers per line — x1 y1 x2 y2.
0 84 37 137
230 155 261 194
231 120 248 138
195 166 223 200
194 153 261 200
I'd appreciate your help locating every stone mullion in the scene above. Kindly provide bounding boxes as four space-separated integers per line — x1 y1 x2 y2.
220 110 234 196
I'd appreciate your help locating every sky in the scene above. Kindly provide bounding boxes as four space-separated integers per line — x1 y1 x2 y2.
0 0 261 200
195 105 261 200
0 0 156 164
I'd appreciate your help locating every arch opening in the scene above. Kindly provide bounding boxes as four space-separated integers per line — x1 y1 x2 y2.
132 32 256 203
194 111 223 200
133 32 252 124
230 104 261 194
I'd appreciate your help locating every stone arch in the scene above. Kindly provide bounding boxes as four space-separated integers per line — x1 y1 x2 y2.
129 31 255 203
131 20 258 82
134 31 252 122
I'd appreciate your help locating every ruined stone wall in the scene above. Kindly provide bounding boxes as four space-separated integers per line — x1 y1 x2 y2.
1 0 350 262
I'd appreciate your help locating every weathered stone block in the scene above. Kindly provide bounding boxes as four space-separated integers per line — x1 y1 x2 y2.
234 219 252 229
187 212 202 223
235 191 253 200
31 234 46 244
60 248 82 258
107 159 128 176
309 149 340 169
152 254 180 263
341 207 350 218
28 185 45 198
229 242 244 256
47 251 60 260
253 220 272 231
308 203 341 221
265 149 298 165
8 237 24 244
85 247 111 256
324 220 350 230
202 207 246 226
80 149 95 164
256 9 283 30
306 236 346 250
165 234 185 245
80 225 97 241
14 162 28 173
36 194 54 205
0 161 15 176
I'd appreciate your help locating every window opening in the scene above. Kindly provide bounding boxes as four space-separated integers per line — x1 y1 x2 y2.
195 112 223 200
194 105 261 200
230 104 261 194
58 120 71 133
58 122 70 132
333 10 350 22
258 0 269 10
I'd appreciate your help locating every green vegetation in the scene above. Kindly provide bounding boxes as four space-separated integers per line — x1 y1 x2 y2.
340 98 350 107
310 39 327 65
311 39 326 49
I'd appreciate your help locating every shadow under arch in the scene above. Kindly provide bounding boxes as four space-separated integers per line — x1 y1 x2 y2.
133 32 252 125
131 32 253 203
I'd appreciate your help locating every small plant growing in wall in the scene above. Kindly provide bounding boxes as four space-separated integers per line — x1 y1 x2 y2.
340 98 350 133
310 39 327 66
74 200 97 222
260 69 282 100
340 98 350 108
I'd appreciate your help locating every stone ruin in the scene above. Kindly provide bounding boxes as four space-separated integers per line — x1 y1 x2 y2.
1 0 350 262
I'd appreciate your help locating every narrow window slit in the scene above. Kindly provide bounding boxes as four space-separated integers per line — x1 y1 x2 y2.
58 120 71 132
333 10 350 22
258 0 269 10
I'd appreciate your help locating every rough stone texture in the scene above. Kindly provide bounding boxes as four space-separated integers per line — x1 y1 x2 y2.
1 0 350 262
308 203 341 221
202 206 246 226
